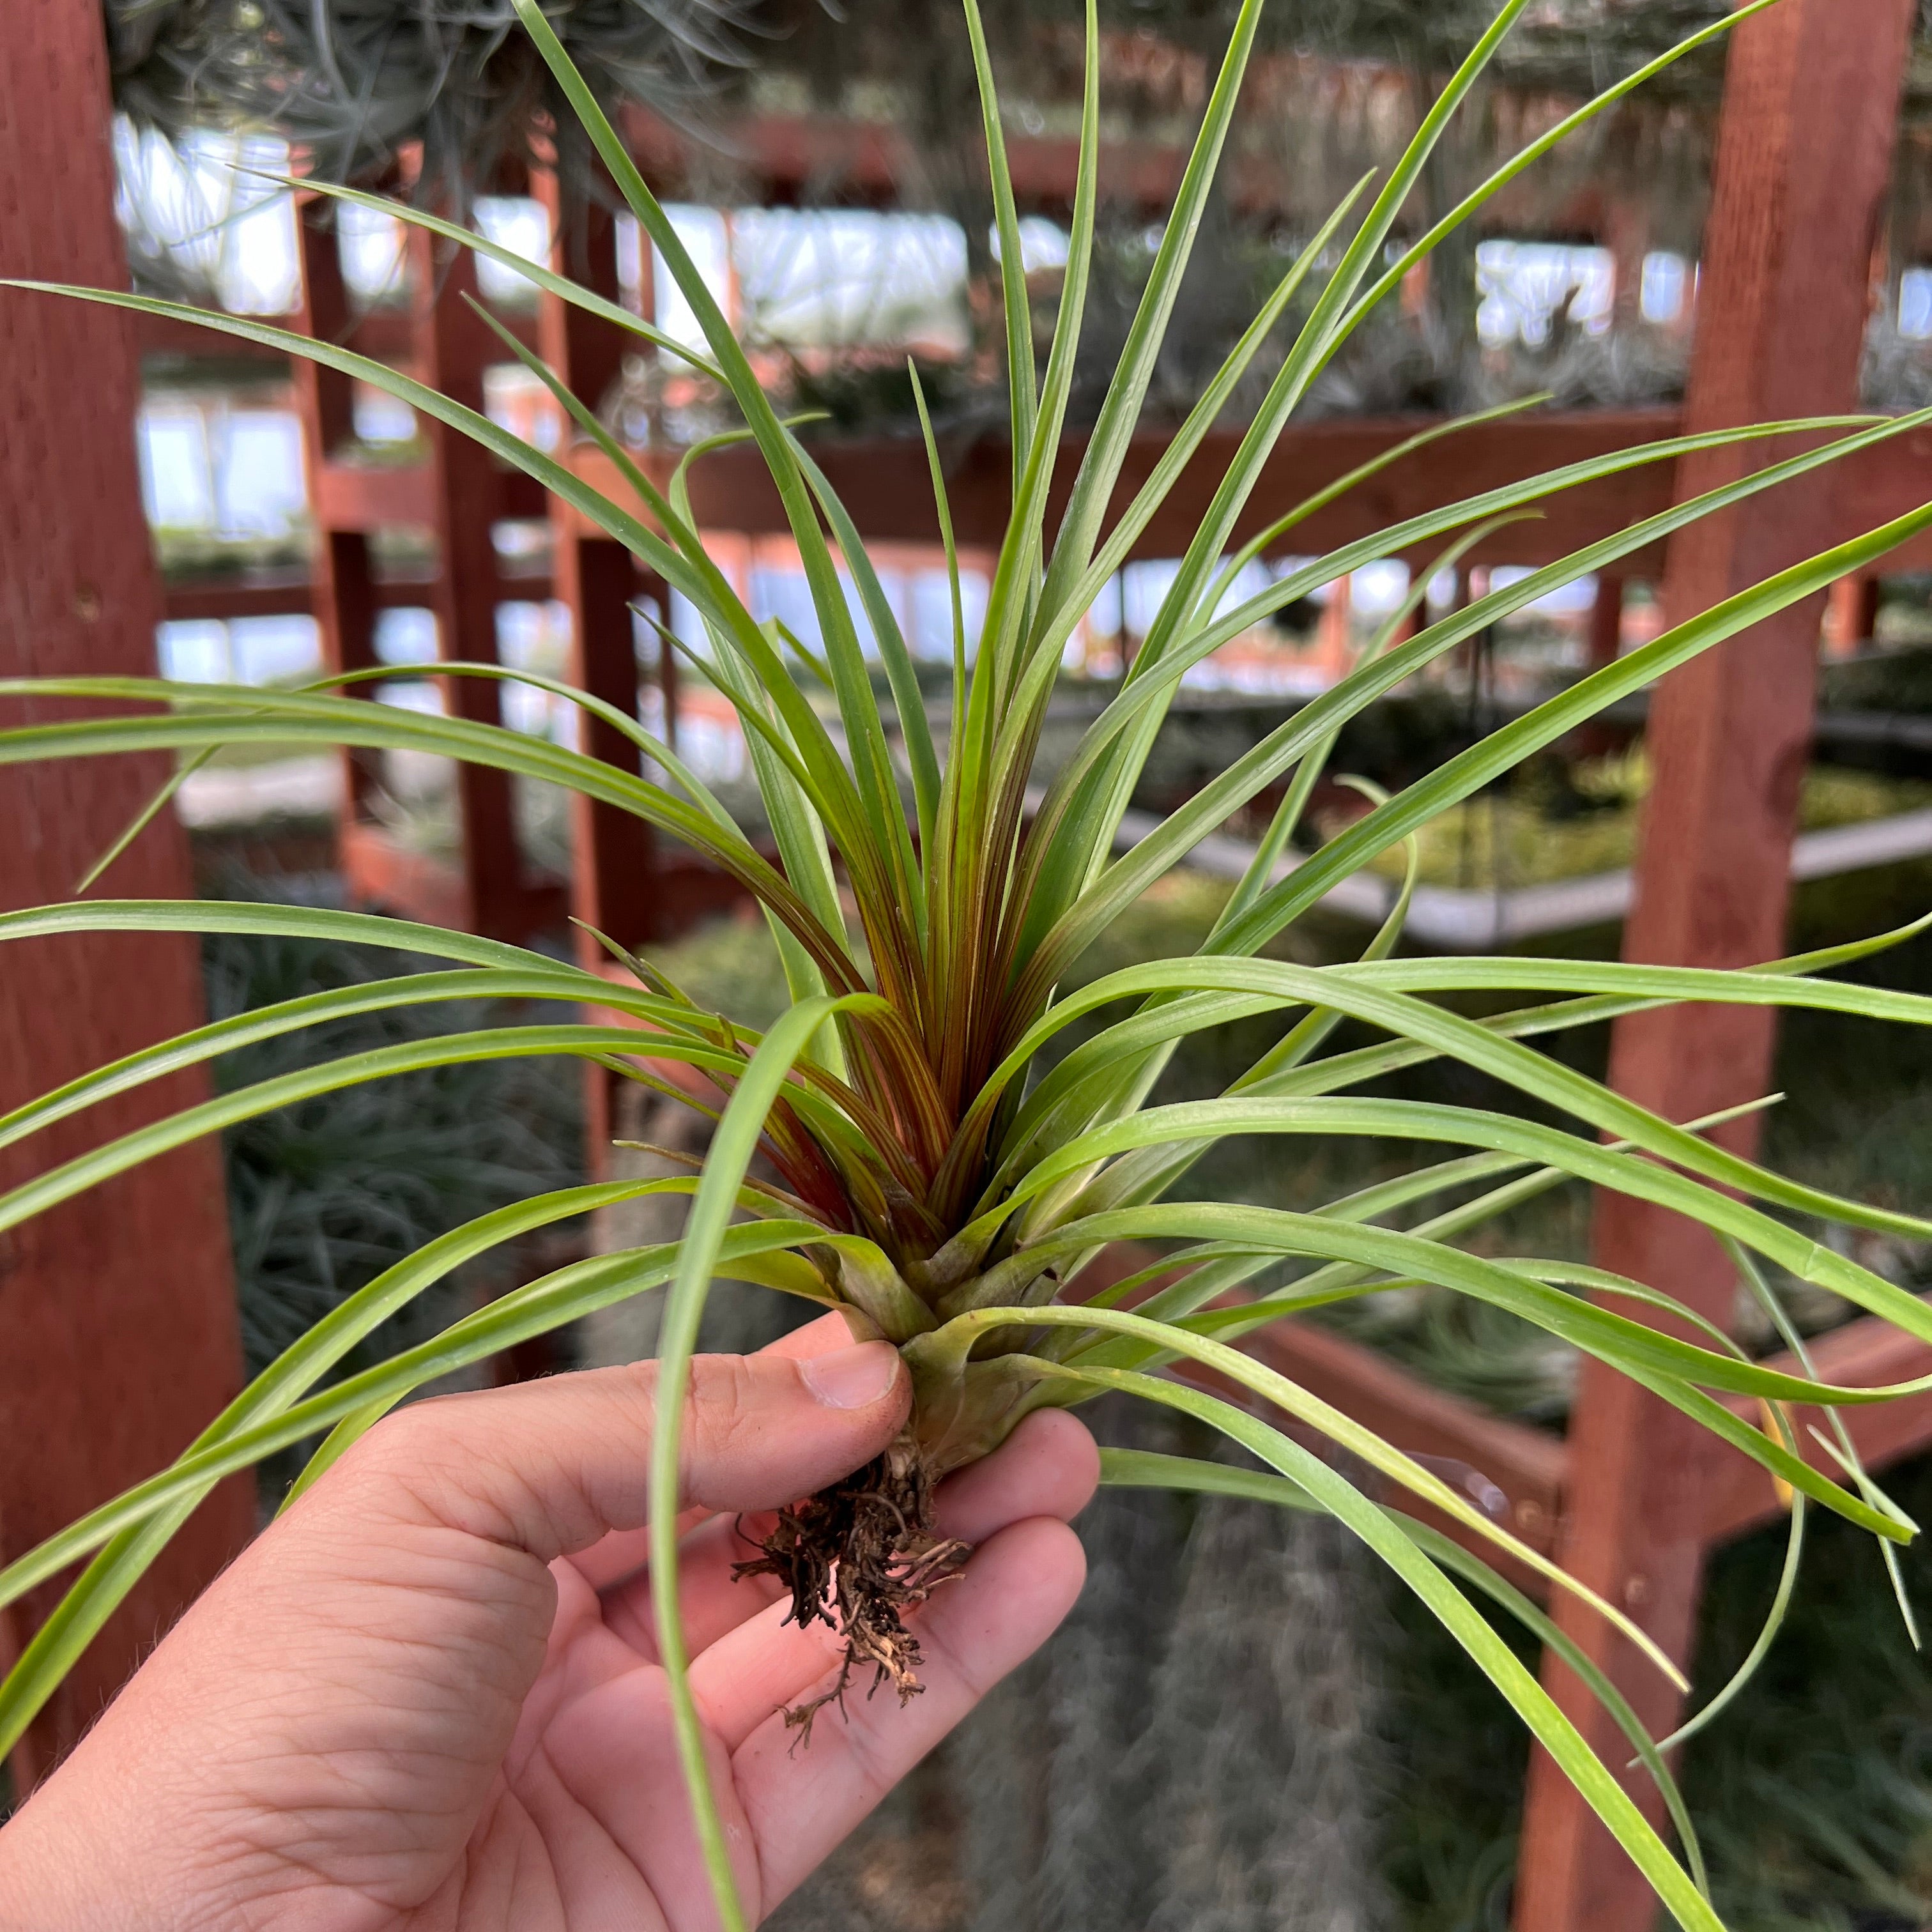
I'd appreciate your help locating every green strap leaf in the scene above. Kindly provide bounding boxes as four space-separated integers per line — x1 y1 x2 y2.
971 1349 1724 1931
1097 1446 1711 1903
0 1023 861 1239
0 1223 827 1615
0 1179 668 1758
913 1303 1693 1671
647 989 892 1932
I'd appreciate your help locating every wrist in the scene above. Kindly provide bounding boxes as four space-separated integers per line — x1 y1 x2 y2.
0 1753 218 1932
0 1795 109 1932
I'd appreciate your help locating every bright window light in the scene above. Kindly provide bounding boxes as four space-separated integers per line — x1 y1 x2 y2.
1476 241 1613 348
473 197 551 305
735 209 969 353
1641 250 1689 324
1350 560 1411 617
138 408 214 528
213 411 306 536
337 199 407 305
374 608 439 666
114 120 299 313
1901 266 1932 339
229 615 321 684
156 620 229 682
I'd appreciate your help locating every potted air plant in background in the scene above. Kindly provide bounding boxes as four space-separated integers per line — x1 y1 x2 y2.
6 1 1932 1925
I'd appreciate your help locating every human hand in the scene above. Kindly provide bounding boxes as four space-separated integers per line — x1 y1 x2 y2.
0 1314 1096 1930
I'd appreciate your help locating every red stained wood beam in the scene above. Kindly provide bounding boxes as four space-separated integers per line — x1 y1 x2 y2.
310 461 547 533
312 460 438 530
1706 1313 1932 1546
563 409 1932 576
339 821 474 933
0 0 254 1787
135 305 538 369
1515 8 1918 1930
564 408 1685 568
533 156 665 1166
339 823 567 941
160 572 554 624
620 100 1636 241
291 210 383 823
1241 1317 1568 1564
533 162 664 982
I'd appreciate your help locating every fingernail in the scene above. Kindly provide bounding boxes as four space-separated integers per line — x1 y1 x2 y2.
801 1342 901 1410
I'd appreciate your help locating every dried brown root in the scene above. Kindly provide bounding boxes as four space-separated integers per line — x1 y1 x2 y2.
733 1430 969 1745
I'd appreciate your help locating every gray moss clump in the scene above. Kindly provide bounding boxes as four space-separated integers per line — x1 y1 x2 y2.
107 0 745 198
204 871 583 1484
761 1401 1392 1932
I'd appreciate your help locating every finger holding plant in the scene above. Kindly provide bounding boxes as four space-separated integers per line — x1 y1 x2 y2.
1 0 1929 1927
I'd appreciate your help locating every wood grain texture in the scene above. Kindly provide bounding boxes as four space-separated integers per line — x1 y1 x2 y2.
1515 7 1918 1927
409 221 531 939
0 0 252 1786
534 165 663 966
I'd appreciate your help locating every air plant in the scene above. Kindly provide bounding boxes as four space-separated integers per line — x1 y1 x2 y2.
6 1 1932 1926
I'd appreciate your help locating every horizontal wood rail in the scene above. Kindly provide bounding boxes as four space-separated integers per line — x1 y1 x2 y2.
1709 1314 1932 1544
619 97 1622 241
1040 1241 1932 1590
135 306 539 367
565 408 1932 575
340 822 566 940
161 570 554 624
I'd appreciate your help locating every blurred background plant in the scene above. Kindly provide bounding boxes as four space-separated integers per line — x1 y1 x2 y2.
201 868 582 1492
104 0 753 205
50 1 1932 1924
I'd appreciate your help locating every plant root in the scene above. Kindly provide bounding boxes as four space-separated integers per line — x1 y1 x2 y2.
733 1431 969 1745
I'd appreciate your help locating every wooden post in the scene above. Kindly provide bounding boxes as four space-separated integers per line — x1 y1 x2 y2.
1606 199 1650 328
289 181 567 942
1586 572 1625 670
652 570 681 752
291 202 380 818
0 0 252 1783
1825 571 1882 656
534 165 661 971
409 221 528 939
1513 6 1915 1929
1312 569 1353 684
1574 574 1628 760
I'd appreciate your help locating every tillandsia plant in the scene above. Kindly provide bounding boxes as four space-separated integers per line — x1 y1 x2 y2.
8 0 1932 1925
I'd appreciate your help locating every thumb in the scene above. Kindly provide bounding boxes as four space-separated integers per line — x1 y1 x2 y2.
323 1339 911 1561
0 1342 912 1929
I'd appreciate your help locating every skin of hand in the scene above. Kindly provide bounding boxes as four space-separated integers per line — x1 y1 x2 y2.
0 1314 1097 1931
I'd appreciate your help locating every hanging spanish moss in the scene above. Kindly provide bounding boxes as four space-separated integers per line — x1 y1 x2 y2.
104 0 755 199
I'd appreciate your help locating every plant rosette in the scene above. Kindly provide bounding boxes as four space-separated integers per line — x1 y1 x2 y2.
6 3 1932 1928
